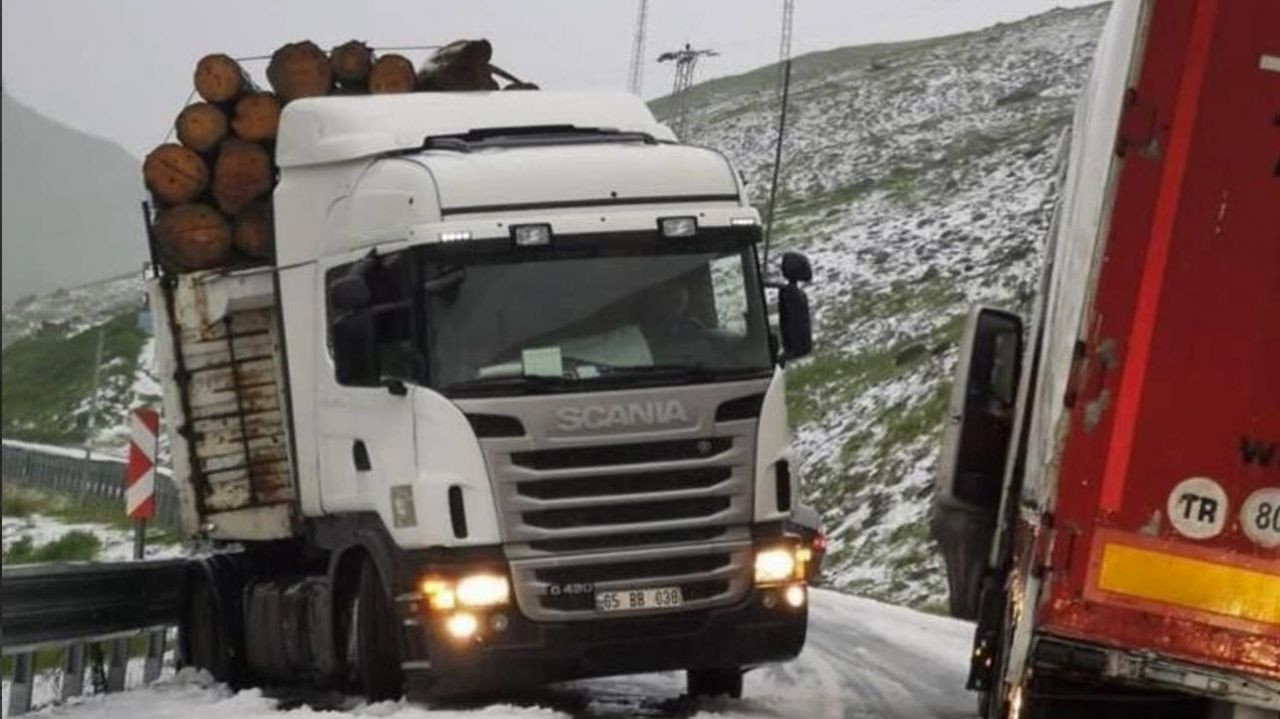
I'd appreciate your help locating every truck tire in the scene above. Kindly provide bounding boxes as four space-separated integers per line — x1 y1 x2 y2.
687 667 743 699
185 576 234 683
350 560 403 701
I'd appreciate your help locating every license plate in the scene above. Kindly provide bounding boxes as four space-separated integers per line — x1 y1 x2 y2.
594 586 684 613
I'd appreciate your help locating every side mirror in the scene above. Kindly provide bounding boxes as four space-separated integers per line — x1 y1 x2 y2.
777 284 812 360
332 311 379 386
781 251 813 284
330 274 372 312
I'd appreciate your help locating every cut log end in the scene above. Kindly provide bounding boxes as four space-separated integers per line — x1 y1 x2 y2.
212 138 273 215
368 54 415 94
267 41 334 104
143 144 209 206
175 103 229 153
233 202 274 259
417 40 499 92
194 54 251 103
155 203 232 271
231 92 281 142
331 40 373 88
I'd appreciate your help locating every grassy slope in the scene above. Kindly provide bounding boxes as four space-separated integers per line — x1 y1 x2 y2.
2 310 147 444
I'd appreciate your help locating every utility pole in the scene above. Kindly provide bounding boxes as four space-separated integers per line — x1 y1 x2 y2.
79 329 106 498
657 44 718 138
627 0 650 95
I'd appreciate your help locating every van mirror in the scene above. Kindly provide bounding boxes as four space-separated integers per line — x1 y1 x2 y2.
930 306 1024 620
332 310 380 386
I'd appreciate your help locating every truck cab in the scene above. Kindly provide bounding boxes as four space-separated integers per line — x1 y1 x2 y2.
152 91 819 699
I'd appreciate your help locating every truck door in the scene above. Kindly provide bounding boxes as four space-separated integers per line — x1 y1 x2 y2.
315 249 419 522
932 306 1024 619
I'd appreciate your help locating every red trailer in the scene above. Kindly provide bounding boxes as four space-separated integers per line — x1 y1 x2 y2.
932 1 1279 716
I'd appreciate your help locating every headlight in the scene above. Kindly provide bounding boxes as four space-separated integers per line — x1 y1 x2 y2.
754 547 798 584
455 574 510 607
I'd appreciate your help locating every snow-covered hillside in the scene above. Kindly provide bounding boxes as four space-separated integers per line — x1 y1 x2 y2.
656 4 1107 607
0 5 1110 610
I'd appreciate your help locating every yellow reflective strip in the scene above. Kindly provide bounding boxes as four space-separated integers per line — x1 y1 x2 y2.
1097 543 1280 625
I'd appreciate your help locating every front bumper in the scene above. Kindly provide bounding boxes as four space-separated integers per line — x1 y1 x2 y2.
399 586 808 698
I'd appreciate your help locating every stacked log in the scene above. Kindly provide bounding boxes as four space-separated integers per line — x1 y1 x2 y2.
146 39 530 272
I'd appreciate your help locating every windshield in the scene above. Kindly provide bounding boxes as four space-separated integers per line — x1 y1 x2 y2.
420 234 773 396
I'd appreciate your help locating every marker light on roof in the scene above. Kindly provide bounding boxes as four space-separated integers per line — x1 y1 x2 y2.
512 224 553 247
660 216 698 238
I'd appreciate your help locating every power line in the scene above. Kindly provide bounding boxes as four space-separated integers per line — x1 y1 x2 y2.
657 44 717 138
627 0 650 95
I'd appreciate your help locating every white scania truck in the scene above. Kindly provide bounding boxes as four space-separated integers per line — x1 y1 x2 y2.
149 90 821 700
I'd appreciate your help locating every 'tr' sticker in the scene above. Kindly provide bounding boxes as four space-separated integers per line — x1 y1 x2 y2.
1166 477 1228 540
1240 488 1280 549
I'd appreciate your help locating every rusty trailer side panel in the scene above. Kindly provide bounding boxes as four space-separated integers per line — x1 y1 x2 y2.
150 268 297 541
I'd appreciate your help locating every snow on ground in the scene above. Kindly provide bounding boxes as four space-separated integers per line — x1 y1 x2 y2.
1 512 186 562
4 590 975 719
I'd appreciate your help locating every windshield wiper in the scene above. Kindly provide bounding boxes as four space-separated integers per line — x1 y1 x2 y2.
589 363 766 383
443 374 571 396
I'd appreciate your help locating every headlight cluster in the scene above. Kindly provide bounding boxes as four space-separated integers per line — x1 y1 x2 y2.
420 573 510 611
753 545 812 585
420 573 511 642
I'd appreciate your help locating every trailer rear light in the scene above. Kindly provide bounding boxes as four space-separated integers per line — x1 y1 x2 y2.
659 216 698 238
512 223 552 247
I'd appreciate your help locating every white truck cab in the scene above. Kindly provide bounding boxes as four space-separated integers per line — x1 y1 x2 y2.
150 91 820 700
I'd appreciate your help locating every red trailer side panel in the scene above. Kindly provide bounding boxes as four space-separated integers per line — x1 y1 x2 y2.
1040 0 1280 680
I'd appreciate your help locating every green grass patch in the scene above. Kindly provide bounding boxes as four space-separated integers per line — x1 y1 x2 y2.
2 485 180 545
3 530 101 564
2 311 147 445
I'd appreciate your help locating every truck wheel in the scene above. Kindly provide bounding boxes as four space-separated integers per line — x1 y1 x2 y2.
185 576 233 682
687 667 743 699
349 560 403 701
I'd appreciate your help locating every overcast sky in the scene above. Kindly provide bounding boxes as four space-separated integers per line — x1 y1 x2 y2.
2 0 1097 159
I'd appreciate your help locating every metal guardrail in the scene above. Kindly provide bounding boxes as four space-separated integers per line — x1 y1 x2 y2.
2 441 182 530
1 560 188 715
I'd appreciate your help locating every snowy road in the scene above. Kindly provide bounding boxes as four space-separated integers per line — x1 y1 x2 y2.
7 590 976 719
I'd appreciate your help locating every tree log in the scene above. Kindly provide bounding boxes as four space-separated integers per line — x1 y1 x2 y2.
331 40 373 89
212 138 273 214
194 54 253 103
143 144 209 206
368 54 415 94
267 41 334 104
154 203 232 270
231 92 281 142
175 103 228 153
233 201 274 259
417 39 497 91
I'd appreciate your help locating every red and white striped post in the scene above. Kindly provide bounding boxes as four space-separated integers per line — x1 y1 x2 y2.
125 408 159 560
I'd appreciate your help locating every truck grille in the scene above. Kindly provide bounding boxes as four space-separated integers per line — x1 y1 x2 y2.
479 426 757 621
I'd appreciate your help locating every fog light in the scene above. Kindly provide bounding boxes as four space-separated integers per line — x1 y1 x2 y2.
455 574 510 608
784 584 806 608
490 613 509 633
446 612 479 640
754 547 797 584
762 591 779 609
512 224 552 247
